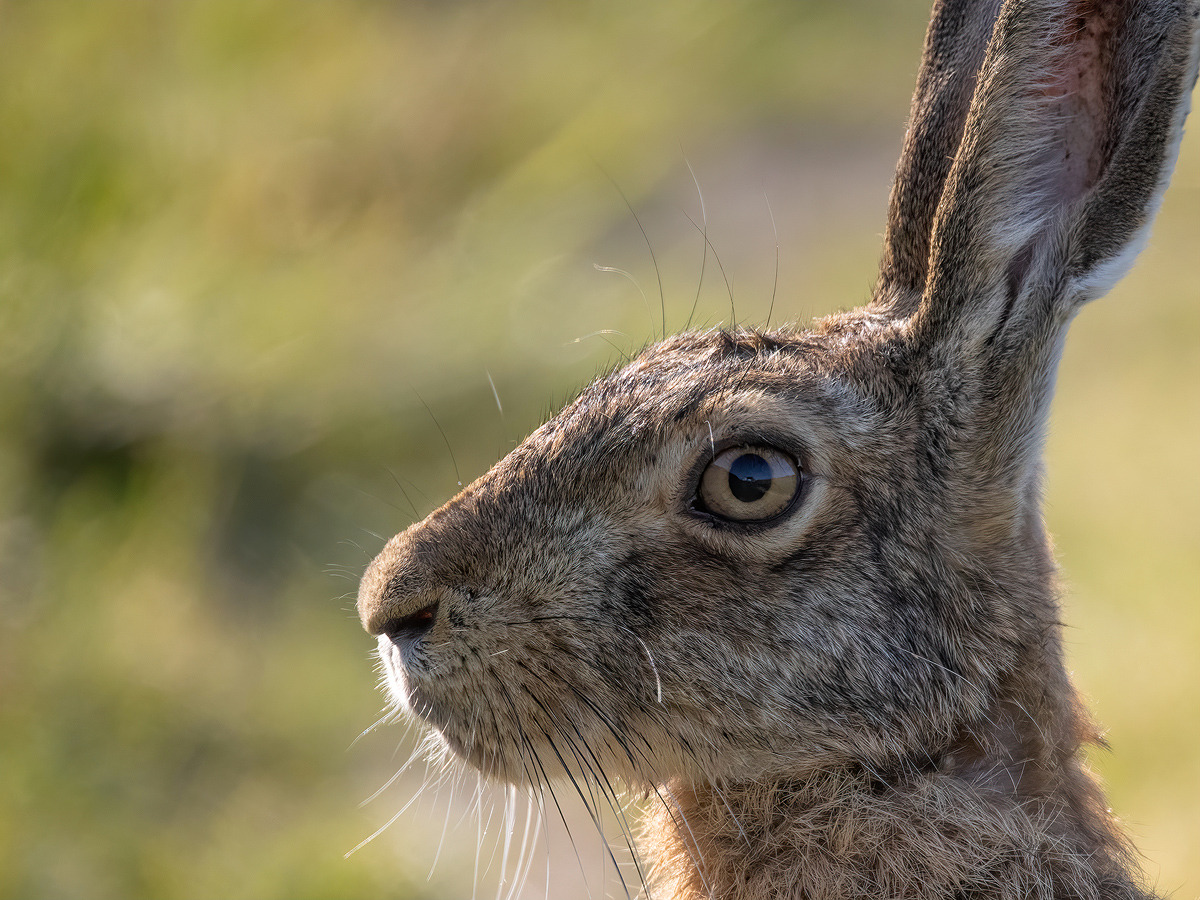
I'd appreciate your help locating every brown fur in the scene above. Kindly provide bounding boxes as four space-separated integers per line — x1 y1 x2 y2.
357 1 1200 897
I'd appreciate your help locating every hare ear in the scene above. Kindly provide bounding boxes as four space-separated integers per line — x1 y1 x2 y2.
876 0 1006 313
912 0 1199 352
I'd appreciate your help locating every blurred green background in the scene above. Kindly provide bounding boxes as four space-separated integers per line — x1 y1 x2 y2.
0 1 1195 898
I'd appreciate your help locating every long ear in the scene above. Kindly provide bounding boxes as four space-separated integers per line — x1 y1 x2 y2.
890 0 1197 524
876 0 1006 312
915 0 1199 354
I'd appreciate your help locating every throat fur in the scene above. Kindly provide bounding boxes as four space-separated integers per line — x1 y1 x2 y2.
644 747 1150 900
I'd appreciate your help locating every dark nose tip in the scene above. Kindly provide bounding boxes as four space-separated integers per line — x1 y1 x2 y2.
381 600 439 649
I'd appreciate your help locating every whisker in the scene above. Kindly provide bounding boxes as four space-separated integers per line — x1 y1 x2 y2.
344 764 436 858
384 470 438 527
570 327 633 363
358 732 423 805
597 164 666 339
427 768 459 881
484 369 511 456
496 783 518 900
519 666 651 895
518 685 635 900
494 679 591 890
485 368 504 418
503 792 539 900
414 388 463 488
764 191 780 329
635 636 663 705
684 153 709 333
682 212 735 330
352 483 414 523
473 773 484 900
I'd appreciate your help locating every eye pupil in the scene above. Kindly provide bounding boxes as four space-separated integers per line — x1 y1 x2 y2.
727 453 772 502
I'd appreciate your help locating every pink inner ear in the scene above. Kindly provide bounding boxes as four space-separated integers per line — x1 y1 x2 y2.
1041 1 1121 207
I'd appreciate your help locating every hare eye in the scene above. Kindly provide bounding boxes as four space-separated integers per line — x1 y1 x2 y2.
695 446 801 523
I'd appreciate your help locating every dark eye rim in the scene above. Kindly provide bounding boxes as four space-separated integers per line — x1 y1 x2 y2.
684 439 808 528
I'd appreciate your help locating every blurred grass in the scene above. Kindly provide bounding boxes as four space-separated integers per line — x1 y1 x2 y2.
0 1 1194 898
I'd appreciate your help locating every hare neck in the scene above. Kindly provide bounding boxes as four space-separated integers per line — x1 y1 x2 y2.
643 704 1151 900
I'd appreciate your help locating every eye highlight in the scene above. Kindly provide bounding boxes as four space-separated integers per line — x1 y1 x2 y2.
694 446 801 523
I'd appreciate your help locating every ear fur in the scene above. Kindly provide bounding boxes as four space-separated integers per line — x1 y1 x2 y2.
869 0 1198 534
876 0 1006 312
914 0 1200 351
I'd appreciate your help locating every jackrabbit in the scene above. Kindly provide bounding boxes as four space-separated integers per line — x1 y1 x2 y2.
357 0 1200 897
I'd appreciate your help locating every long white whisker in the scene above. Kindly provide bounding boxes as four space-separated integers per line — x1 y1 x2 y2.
635 636 663 704
473 773 484 900
543 793 552 900
348 706 401 750
344 776 430 859
359 737 423 807
496 783 518 900
504 792 537 900
427 770 457 881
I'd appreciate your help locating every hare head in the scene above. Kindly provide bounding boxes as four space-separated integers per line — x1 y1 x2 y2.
358 0 1198 897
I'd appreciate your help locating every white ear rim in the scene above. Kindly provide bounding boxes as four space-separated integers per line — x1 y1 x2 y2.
1072 27 1200 304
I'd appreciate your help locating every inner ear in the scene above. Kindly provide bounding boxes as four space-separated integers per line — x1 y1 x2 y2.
911 0 1186 346
1039 3 1122 208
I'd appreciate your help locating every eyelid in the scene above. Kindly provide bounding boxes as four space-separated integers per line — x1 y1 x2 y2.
689 430 810 479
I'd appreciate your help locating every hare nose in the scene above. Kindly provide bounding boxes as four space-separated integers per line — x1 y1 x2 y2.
358 554 442 637
379 599 439 648
357 530 445 639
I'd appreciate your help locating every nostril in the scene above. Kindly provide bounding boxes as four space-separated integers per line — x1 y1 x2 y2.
383 601 439 647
